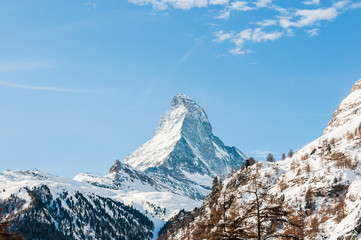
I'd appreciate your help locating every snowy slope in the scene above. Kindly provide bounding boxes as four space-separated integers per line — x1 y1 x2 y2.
163 79 361 240
0 169 200 239
0 170 154 240
73 161 203 236
74 161 201 219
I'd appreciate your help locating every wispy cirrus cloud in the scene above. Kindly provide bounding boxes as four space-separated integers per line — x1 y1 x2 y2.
128 0 358 55
0 81 93 93
0 59 57 72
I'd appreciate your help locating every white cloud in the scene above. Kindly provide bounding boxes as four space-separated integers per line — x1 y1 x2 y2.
255 0 272 8
218 28 283 54
128 0 358 55
129 0 209 9
129 0 273 9
235 28 283 43
296 8 338 26
214 30 233 42
215 10 231 19
170 0 208 9
0 81 92 93
85 2 97 9
333 0 349 9
230 1 253 11
0 59 56 72
350 2 361 9
229 48 252 55
285 28 295 37
280 7 339 28
303 0 320 6
306 28 319 36
214 0 253 20
270 5 290 14
256 19 278 27
209 0 229 5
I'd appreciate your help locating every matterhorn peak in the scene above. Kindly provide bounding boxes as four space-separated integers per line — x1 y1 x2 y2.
123 94 246 187
170 93 197 109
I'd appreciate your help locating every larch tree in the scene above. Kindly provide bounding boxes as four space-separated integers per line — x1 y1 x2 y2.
225 177 303 240
0 203 24 240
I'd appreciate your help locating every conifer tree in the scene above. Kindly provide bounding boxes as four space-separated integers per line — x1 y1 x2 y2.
267 153 275 163
288 149 294 158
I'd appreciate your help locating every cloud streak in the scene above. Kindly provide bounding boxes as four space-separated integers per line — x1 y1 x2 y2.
0 59 56 72
0 81 93 93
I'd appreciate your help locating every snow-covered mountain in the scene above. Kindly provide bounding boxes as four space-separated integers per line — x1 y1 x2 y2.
73 94 247 236
76 93 246 208
124 93 246 186
160 79 361 240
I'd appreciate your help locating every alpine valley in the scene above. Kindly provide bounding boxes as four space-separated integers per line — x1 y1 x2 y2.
2 80 361 239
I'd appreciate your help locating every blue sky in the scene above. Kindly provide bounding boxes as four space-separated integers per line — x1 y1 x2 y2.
0 0 360 177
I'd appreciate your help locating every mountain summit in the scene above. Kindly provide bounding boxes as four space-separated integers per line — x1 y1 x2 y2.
123 93 246 184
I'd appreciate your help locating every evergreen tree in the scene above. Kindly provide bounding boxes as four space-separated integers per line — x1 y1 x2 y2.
267 153 275 163
288 149 294 158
